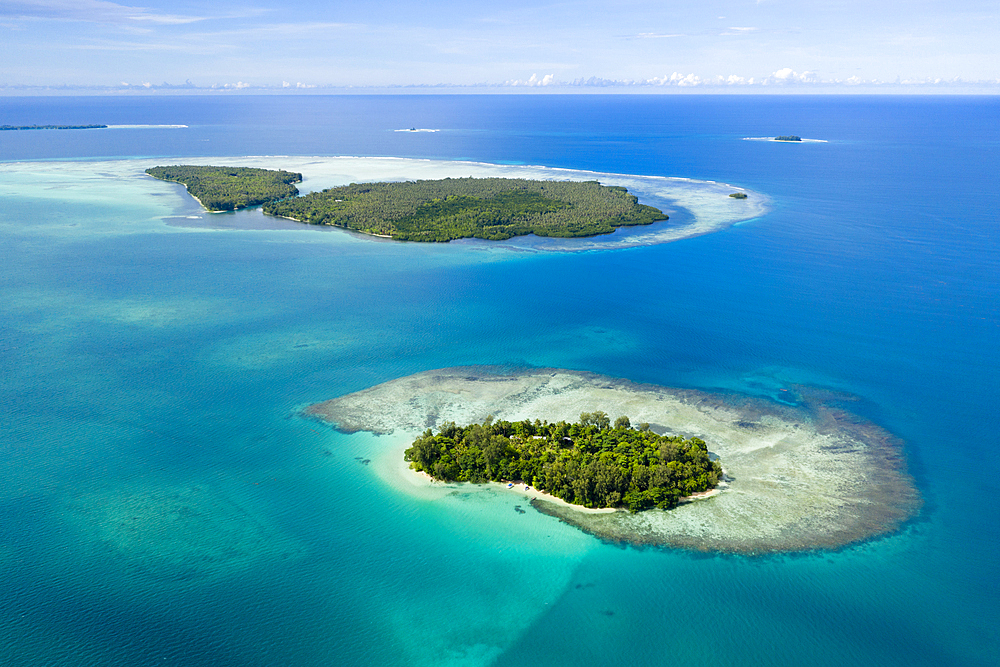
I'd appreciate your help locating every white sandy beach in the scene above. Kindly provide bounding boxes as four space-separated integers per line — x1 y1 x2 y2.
377 441 618 514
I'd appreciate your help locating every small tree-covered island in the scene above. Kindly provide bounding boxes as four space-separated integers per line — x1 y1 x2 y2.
146 165 303 211
404 412 722 511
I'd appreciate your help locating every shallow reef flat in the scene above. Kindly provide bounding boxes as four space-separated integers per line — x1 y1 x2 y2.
306 367 921 554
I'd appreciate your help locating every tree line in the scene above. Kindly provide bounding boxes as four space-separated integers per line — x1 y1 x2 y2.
404 412 722 512
262 177 668 241
145 165 303 211
1 125 107 131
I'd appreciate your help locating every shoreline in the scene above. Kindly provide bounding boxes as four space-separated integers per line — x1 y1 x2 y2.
406 458 724 514
143 174 220 213
409 467 619 514
254 213 396 238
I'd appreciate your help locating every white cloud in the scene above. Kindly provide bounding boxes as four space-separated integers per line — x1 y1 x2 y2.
0 0 207 25
276 80 318 90
644 72 704 86
514 67 979 89
763 68 820 84
634 32 686 39
506 73 554 86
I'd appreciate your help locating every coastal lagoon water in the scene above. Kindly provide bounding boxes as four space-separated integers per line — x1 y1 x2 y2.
1 95 998 666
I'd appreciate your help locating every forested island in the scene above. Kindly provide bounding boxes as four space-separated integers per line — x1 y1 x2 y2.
263 177 668 241
404 412 722 511
774 135 802 142
729 192 748 199
1 124 107 131
145 165 303 211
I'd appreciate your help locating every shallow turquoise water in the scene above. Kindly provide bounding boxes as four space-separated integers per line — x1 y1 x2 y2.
0 95 998 666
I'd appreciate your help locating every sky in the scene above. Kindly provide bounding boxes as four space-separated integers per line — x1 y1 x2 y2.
1 0 999 91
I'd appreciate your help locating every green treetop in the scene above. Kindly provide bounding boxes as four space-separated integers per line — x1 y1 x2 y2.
146 165 303 211
263 177 667 242
404 413 722 512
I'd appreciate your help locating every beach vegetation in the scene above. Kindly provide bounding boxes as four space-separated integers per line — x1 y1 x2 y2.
404 414 722 511
145 165 303 211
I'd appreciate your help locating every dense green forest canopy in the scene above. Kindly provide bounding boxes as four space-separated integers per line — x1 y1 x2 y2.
1 124 107 131
404 412 722 512
774 135 802 142
263 177 668 242
145 165 303 212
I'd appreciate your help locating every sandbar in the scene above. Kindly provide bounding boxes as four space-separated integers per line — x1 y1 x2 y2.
305 366 921 553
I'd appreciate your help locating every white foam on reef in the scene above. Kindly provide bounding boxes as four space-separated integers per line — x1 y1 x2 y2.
393 128 440 133
105 124 188 129
306 367 921 554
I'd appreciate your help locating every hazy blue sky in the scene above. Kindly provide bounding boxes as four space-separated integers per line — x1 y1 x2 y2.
2 0 998 89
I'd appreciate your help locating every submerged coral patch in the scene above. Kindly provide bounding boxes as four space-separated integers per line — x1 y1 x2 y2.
64 483 303 580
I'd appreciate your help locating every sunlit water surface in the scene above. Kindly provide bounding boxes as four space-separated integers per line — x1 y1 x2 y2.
0 95 997 666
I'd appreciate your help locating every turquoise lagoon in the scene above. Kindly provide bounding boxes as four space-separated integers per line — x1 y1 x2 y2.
0 95 998 666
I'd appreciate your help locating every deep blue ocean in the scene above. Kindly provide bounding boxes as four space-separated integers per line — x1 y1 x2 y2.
1 95 998 666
